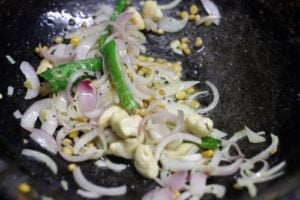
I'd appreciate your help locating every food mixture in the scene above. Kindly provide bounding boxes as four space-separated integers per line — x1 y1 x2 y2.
15 0 285 199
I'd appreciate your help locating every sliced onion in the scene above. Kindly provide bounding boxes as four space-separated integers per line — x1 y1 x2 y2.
54 91 68 113
20 61 40 99
159 0 181 10
22 149 58 174
198 81 220 113
61 180 69 191
21 98 52 132
30 129 58 154
211 129 228 139
142 187 173 200
189 172 207 197
245 127 266 143
246 134 278 164
77 189 102 199
164 102 196 116
59 150 100 162
158 16 188 33
162 81 199 97
73 128 100 154
95 158 127 172
40 44 75 65
77 80 97 113
40 109 58 135
200 0 221 25
155 132 201 160
167 171 188 192
210 158 244 176
65 69 96 102
160 154 203 171
73 167 127 196
115 12 133 29
75 34 100 60
204 184 226 198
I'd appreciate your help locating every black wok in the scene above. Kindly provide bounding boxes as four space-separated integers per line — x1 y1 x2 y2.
0 0 299 199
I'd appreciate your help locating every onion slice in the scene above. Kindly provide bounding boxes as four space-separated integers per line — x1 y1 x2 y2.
73 167 127 196
30 129 58 154
159 0 181 10
20 61 40 99
200 0 221 25
22 149 58 174
77 80 97 113
198 81 220 113
21 98 53 132
158 16 188 33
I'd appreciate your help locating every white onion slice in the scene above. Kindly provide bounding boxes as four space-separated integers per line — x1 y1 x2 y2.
77 80 97 113
54 91 68 113
246 134 278 164
200 0 221 25
21 98 52 132
95 158 127 172
155 132 201 160
158 16 188 33
73 167 127 196
204 184 226 198
210 158 244 176
73 128 100 154
198 81 220 113
77 189 102 199
22 149 58 174
167 171 188 192
245 127 266 143
40 44 75 65
162 81 199 97
65 69 96 102
59 150 100 162
40 109 58 135
30 129 58 154
142 187 173 200
211 129 228 139
160 154 203 171
189 172 207 197
61 180 69 191
159 0 181 10
20 61 40 99
75 34 100 60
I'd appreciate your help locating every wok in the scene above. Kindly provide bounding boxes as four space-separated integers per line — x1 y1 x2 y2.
0 0 299 199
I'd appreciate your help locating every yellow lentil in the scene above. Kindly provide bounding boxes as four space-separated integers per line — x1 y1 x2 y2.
183 48 191 55
175 91 187 100
68 131 79 138
202 150 214 158
54 36 63 44
63 147 73 155
190 4 199 15
18 183 31 193
70 36 80 46
68 164 76 172
179 11 189 19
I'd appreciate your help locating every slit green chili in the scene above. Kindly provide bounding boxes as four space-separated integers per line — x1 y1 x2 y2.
185 136 221 150
103 40 137 110
40 58 102 92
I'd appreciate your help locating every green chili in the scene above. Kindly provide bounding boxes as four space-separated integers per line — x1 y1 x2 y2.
98 0 137 111
103 40 137 110
40 58 102 91
185 136 221 150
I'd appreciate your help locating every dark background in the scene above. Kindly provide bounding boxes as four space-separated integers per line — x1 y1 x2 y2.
0 0 299 199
